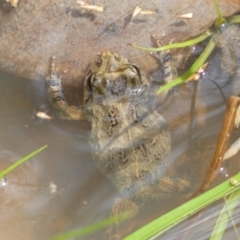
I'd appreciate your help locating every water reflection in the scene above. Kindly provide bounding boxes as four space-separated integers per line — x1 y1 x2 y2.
0 72 113 239
0 40 240 239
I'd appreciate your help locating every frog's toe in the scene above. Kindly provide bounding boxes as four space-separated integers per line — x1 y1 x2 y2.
107 197 139 238
156 177 192 198
111 197 139 223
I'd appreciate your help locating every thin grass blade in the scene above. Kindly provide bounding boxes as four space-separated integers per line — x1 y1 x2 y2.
124 171 240 240
210 188 240 240
132 31 212 52
0 145 47 179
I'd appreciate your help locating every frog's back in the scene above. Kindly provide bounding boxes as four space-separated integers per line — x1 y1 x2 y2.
88 95 171 197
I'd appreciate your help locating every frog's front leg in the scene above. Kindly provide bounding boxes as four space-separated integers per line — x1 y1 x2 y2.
152 35 178 96
46 57 85 120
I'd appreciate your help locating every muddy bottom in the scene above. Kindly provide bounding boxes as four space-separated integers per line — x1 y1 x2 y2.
1 35 240 239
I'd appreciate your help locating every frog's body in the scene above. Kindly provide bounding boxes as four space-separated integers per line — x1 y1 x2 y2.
46 44 190 223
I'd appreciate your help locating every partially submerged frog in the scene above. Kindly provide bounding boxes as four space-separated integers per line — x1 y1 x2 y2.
46 40 190 228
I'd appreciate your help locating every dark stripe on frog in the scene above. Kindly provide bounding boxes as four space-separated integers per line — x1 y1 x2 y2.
141 121 148 128
153 152 163 161
108 109 119 135
52 95 65 103
164 71 171 79
130 105 141 124
163 65 169 70
118 151 128 164
162 52 172 63
47 80 60 87
135 144 147 157
108 109 118 126
110 118 118 127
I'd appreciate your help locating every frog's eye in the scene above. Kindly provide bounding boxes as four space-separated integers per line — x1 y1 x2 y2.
86 71 94 93
128 64 142 81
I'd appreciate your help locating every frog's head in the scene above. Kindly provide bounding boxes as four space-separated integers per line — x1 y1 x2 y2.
84 51 149 103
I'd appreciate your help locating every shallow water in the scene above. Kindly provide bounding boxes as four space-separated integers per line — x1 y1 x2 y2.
1 30 240 239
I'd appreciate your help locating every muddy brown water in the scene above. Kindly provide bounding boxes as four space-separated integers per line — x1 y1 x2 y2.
1 41 240 240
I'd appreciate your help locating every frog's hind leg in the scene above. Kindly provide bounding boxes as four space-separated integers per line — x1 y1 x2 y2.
155 177 192 198
46 57 85 120
107 197 139 239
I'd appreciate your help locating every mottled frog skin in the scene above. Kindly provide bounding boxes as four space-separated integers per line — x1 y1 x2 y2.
46 46 190 221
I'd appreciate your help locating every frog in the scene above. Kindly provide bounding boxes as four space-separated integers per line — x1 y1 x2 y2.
46 38 191 234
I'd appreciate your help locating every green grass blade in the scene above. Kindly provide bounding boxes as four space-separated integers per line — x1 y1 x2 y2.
0 145 47 179
210 188 240 240
50 212 131 240
227 15 240 24
156 36 216 94
213 0 227 28
132 31 212 52
124 171 240 240
214 0 226 26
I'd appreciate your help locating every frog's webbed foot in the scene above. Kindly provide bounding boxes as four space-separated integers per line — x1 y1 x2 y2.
151 34 179 99
46 57 85 120
107 197 139 239
156 177 192 198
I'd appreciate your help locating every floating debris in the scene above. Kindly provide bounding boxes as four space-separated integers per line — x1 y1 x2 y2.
230 178 240 186
179 13 193 19
36 111 52 120
6 0 19 7
49 181 57 194
140 10 157 15
186 62 208 81
77 0 104 12
131 6 156 22
0 176 8 187
224 137 240 160
131 6 142 22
